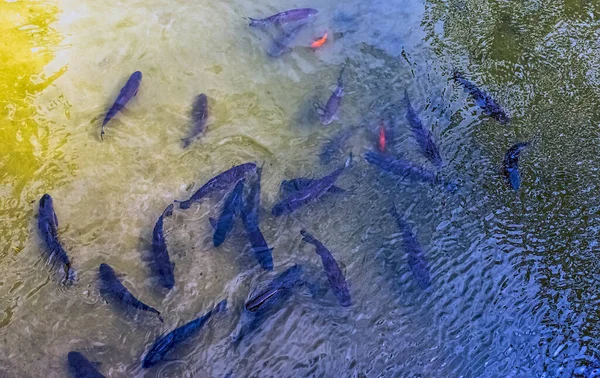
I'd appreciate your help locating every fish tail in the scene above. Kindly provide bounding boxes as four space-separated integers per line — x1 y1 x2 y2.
100 127 105 141
181 138 191 148
247 17 263 27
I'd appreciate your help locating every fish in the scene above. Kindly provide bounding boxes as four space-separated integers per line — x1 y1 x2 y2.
176 162 257 209
150 204 175 290
300 230 351 307
240 167 274 270
98 263 163 322
37 194 75 284
378 123 387 152
271 156 350 216
213 180 245 247
453 71 510 124
311 32 328 48
182 94 208 148
364 151 456 192
503 142 529 191
390 204 431 289
101 71 142 140
142 299 227 368
314 67 345 125
267 22 307 57
404 89 442 167
280 178 346 195
319 126 355 165
247 8 319 27
67 351 105 378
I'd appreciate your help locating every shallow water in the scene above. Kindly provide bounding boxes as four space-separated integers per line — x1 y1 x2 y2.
2 0 600 377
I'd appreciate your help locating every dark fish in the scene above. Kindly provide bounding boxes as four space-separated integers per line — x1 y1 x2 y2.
142 300 227 368
390 204 431 289
271 156 350 216
319 126 355 164
314 68 344 125
280 178 345 195
248 8 318 27
101 71 142 140
150 204 175 290
213 180 245 247
182 94 208 148
404 89 442 167
240 167 274 270
453 71 509 124
176 162 257 209
37 194 75 284
364 151 456 192
300 230 351 307
267 22 307 57
67 351 105 378
98 263 163 322
503 142 529 191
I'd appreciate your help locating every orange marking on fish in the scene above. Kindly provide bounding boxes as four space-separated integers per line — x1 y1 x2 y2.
378 124 386 152
311 32 328 48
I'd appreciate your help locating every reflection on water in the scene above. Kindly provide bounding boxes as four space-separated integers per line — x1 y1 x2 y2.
2 0 600 376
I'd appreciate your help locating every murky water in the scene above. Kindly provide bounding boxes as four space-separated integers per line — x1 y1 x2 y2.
2 0 600 377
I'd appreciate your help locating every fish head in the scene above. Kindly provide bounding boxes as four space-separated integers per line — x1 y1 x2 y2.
39 194 55 216
98 263 115 279
131 71 143 82
67 351 88 368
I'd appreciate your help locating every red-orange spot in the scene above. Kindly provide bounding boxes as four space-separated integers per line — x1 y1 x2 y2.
311 32 328 48
378 124 386 152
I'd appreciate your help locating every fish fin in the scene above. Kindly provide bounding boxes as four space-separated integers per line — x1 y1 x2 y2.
209 217 217 229
163 204 174 217
157 312 164 323
181 138 191 148
53 212 59 228
215 299 228 312
313 103 325 116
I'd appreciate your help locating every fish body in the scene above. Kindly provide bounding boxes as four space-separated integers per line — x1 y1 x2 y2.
240 167 274 270
213 180 245 247
142 300 227 368
503 142 529 191
248 8 318 27
151 204 175 290
101 71 142 140
390 205 431 289
267 23 306 57
98 263 163 322
177 162 257 209
68 351 105 378
300 230 351 306
182 94 208 148
453 71 509 124
315 68 344 125
37 194 75 284
319 126 354 164
280 178 345 195
404 90 442 167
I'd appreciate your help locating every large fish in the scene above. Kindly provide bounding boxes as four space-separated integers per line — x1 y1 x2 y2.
364 151 456 192
271 156 350 216
142 300 227 368
101 71 142 140
182 94 209 148
404 89 442 167
300 230 351 307
176 162 257 209
267 22 307 57
98 263 163 322
280 178 345 195
212 180 245 247
248 8 319 27
503 142 529 191
453 71 509 124
314 68 344 125
150 204 175 290
67 351 105 378
37 194 75 284
390 204 431 289
240 167 274 270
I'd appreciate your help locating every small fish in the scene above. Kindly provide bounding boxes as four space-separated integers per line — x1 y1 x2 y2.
271 156 350 216
390 204 431 289
101 71 142 140
311 32 328 48
378 123 387 152
364 151 456 192
213 180 245 247
319 126 355 165
240 167 274 270
37 194 75 284
503 142 529 191
176 162 257 209
267 22 307 57
182 94 208 148
280 178 345 195
404 89 442 167
453 71 510 124
314 67 345 125
248 8 319 27
300 230 351 307
150 204 175 290
99 263 163 322
68 351 105 378
142 300 227 368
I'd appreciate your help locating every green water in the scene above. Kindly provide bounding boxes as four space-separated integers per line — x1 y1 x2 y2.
2 0 600 377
